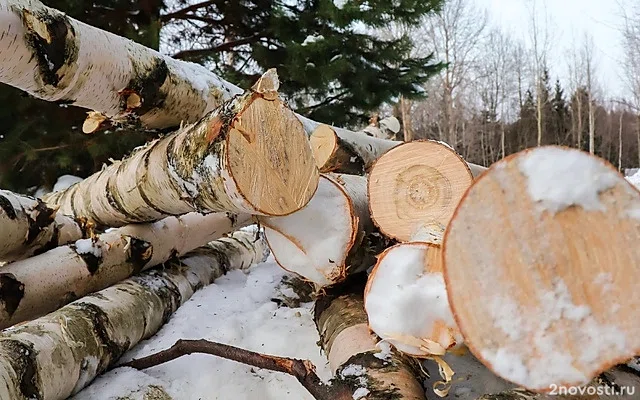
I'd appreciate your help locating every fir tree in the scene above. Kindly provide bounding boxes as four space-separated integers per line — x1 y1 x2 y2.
163 0 445 127
0 0 164 192
550 79 570 145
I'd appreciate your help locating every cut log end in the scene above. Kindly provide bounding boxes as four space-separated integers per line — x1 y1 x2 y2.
82 111 109 134
261 175 357 287
365 242 462 358
443 145 640 393
368 140 473 242
227 95 319 216
310 125 338 169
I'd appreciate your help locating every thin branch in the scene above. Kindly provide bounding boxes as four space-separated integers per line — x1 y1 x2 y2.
160 0 216 22
166 14 222 25
297 91 350 113
172 34 264 60
122 339 353 400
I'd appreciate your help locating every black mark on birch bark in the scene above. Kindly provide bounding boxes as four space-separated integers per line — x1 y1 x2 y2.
0 274 25 317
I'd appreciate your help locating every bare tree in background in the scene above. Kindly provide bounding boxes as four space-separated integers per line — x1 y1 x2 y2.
421 0 488 150
474 27 520 161
567 38 584 150
621 1 640 167
526 0 553 146
582 33 598 154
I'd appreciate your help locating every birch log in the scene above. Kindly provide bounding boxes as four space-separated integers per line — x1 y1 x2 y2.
0 0 241 130
0 190 87 262
364 242 462 357
443 146 640 393
0 212 252 329
260 174 390 288
0 230 268 400
476 365 640 399
43 70 319 227
368 140 474 243
308 123 488 178
314 279 426 399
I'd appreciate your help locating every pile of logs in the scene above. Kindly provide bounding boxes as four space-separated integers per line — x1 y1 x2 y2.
1 0 640 399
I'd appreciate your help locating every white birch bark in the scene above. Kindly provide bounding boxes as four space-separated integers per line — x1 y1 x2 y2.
42 71 319 226
314 285 426 399
0 212 252 329
0 230 268 400
260 174 389 287
306 122 487 178
0 190 86 262
0 0 241 130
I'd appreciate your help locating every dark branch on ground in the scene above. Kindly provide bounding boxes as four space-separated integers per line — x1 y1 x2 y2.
122 339 353 400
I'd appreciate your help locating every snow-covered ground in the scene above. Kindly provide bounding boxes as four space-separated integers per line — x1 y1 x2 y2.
72 259 332 400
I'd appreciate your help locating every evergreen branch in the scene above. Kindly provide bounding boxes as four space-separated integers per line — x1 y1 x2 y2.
123 339 353 400
172 34 264 60
297 91 350 113
160 0 217 22
166 14 222 25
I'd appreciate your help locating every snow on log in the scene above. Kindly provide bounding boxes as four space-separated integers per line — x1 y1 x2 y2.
0 0 241 130
308 123 488 178
368 140 474 243
0 230 268 400
260 174 389 287
314 280 426 399
0 212 252 329
0 190 87 262
364 242 462 357
443 146 640 393
43 70 319 227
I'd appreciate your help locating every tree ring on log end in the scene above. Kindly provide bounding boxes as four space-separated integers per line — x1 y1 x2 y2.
368 140 472 242
443 145 640 393
226 97 319 216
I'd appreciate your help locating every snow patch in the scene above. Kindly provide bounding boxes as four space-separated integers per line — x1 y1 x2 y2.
352 387 369 399
75 239 102 258
364 244 462 356
302 34 324 46
53 175 83 192
481 276 627 390
262 176 353 286
340 364 366 377
74 260 331 399
374 340 393 361
518 147 620 213
333 0 348 9
626 169 640 190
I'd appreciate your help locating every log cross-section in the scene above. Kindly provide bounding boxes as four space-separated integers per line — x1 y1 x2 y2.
43 71 319 227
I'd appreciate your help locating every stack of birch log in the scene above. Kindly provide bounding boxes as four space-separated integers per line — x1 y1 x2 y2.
2 0 640 399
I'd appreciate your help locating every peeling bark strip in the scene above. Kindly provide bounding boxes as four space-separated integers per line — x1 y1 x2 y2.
43 71 319 227
0 190 86 262
260 174 391 288
305 121 488 177
314 279 427 400
0 212 252 329
0 230 268 400
0 0 241 129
